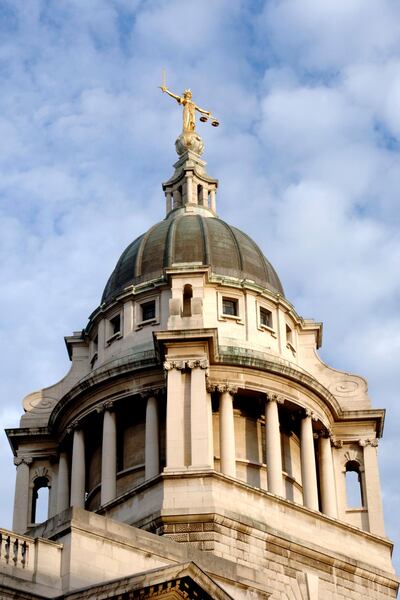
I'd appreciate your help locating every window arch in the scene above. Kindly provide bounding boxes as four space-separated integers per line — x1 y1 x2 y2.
345 460 364 508
31 476 50 524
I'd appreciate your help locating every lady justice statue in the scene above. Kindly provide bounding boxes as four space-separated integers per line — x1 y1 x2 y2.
160 77 219 156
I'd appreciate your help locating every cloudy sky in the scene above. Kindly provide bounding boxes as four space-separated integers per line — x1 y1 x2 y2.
0 0 399 571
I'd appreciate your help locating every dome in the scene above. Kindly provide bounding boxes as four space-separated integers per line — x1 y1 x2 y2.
102 213 284 305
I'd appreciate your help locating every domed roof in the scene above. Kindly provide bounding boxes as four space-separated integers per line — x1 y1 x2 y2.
102 213 284 305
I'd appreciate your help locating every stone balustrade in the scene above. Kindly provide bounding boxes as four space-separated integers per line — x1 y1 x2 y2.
0 529 30 569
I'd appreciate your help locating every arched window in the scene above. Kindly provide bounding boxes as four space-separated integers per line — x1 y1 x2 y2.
197 185 203 206
183 284 193 317
345 460 364 508
31 476 50 524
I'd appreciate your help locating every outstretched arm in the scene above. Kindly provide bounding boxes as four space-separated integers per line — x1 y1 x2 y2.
159 86 182 103
195 104 211 116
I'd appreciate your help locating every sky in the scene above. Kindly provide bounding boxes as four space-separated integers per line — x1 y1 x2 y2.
0 0 399 573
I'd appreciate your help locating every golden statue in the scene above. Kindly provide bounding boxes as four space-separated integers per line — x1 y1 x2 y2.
160 85 219 132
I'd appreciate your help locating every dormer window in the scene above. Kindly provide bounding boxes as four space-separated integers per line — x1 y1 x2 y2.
223 298 238 317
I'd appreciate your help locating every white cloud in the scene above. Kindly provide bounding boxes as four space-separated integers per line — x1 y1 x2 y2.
0 0 399 574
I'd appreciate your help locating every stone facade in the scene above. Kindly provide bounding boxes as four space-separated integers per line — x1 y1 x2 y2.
1 132 398 599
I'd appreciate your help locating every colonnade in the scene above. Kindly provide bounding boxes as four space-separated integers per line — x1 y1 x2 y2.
13 371 343 533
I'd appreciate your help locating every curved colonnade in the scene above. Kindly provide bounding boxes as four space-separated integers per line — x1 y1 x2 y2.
13 356 380 535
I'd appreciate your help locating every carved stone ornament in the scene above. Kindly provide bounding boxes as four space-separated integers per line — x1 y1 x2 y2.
186 359 209 370
266 392 284 404
359 438 379 448
33 466 49 480
206 382 238 395
139 387 165 401
344 449 361 464
14 457 33 467
331 438 343 449
164 360 186 371
23 390 57 414
304 408 318 421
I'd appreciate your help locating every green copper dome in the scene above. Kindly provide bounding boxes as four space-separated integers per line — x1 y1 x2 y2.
102 213 284 305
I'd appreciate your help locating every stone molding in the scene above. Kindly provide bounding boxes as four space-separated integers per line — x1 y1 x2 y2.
13 457 33 467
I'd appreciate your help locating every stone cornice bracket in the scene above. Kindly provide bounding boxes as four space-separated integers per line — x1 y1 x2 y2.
14 457 33 467
359 438 379 448
163 359 186 371
265 392 284 405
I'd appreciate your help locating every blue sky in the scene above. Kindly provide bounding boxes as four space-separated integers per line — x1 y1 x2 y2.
0 0 399 572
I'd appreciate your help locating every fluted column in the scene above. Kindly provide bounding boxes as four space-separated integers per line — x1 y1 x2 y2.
360 438 385 535
57 451 70 514
265 394 284 496
101 403 117 505
70 426 85 508
219 385 237 478
210 189 216 212
189 359 212 468
318 433 338 518
12 457 32 533
164 360 186 469
145 393 160 479
300 410 319 510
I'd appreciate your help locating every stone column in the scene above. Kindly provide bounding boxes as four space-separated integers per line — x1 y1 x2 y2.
186 173 194 204
318 433 338 518
300 410 319 511
101 403 117 505
57 451 70 514
207 390 214 467
189 359 212 468
202 186 209 208
70 426 86 508
12 457 32 533
164 360 186 469
265 394 284 496
144 393 160 480
360 439 385 535
219 385 237 478
210 189 216 213
165 190 172 213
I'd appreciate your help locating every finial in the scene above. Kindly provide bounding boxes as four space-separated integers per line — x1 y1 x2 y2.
159 74 219 156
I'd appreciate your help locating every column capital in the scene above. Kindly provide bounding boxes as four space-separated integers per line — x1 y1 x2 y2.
14 456 33 467
187 358 209 370
266 392 284 405
303 408 318 421
66 420 82 436
164 359 186 371
140 387 164 401
96 400 115 414
359 438 379 448
208 382 238 395
331 437 343 448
